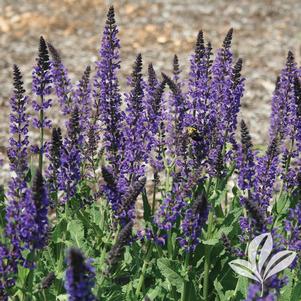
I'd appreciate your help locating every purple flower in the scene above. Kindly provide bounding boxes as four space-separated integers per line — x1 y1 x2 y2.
254 138 279 211
0 244 17 299
30 169 49 249
6 170 49 252
75 66 92 132
208 29 244 175
106 221 133 273
58 107 82 202
237 120 255 190
7 65 29 177
179 193 209 252
269 51 297 142
245 283 277 301
120 54 147 185
46 127 63 204
5 177 31 252
65 248 96 301
188 32 213 165
48 42 73 115
145 76 166 172
164 63 189 165
32 36 53 170
94 5 123 178
221 233 244 257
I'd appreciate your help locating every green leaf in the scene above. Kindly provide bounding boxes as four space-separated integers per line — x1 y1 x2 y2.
157 258 184 293
67 220 84 247
279 270 293 301
290 282 301 301
235 276 248 297
202 239 219 246
52 218 67 243
56 295 68 301
214 279 225 300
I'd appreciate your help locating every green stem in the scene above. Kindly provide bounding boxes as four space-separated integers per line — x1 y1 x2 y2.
167 229 173 258
135 243 152 297
203 210 214 300
151 172 158 215
181 252 190 301
39 97 44 171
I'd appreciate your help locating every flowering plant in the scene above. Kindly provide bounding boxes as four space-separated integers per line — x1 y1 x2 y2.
1 5 301 301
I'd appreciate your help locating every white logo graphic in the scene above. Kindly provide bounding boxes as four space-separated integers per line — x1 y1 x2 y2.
229 233 296 296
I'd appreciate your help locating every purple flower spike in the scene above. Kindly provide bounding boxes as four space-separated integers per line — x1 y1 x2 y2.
30 169 49 249
270 51 297 142
7 65 29 177
121 53 147 184
94 5 123 178
65 248 96 301
48 42 73 115
32 36 53 170
237 120 255 190
179 193 209 252
208 29 244 175
58 107 82 202
75 66 92 132
188 32 213 167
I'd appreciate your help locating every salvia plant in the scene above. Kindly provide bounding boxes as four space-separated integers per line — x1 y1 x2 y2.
1 5 301 301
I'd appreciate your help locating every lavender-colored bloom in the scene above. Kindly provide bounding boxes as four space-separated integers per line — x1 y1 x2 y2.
115 177 146 224
30 170 49 249
188 31 212 125
269 51 297 142
102 165 145 223
178 193 209 252
106 221 133 273
208 29 244 175
48 42 73 115
145 63 159 136
94 5 123 178
137 228 166 247
294 77 301 151
0 244 16 299
47 127 62 203
237 120 255 190
7 65 29 177
245 283 277 301
221 233 244 257
145 78 166 172
163 72 190 176
155 173 192 231
32 36 52 169
75 66 92 132
6 170 49 252
155 193 186 231
101 165 121 213
83 124 98 179
58 107 82 202
5 177 31 252
121 54 147 184
240 195 267 234
187 32 213 165
254 138 279 211
164 59 189 160
283 204 301 252
65 248 96 301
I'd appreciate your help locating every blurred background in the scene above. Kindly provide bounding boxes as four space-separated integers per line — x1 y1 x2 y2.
0 0 301 151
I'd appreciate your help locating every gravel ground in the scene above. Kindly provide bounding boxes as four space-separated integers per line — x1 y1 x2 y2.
0 0 301 166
